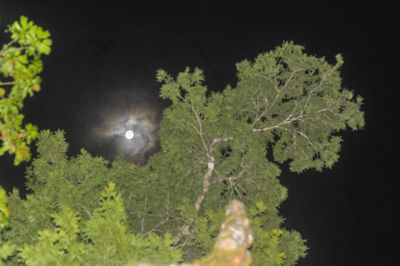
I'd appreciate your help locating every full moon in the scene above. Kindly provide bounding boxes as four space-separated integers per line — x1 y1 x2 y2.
125 130 134 140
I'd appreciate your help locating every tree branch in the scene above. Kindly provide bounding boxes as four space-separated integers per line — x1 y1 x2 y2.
190 97 209 156
0 81 15 86
0 39 17 56
173 137 233 246
135 201 253 266
83 206 92 217
252 68 303 128
252 113 306 132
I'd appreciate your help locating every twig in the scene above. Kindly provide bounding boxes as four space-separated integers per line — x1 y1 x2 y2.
0 81 15 86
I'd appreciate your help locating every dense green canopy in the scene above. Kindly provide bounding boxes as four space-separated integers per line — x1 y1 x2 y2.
0 17 364 265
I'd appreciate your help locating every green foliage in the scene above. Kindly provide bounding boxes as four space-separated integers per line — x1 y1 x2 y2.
2 130 108 246
2 183 182 265
153 41 363 262
0 41 364 265
248 201 307 265
18 207 86 265
0 242 16 266
0 16 51 165
193 208 225 252
0 187 10 231
232 41 364 173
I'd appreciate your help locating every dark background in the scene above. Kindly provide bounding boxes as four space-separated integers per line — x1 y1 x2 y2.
0 1 397 265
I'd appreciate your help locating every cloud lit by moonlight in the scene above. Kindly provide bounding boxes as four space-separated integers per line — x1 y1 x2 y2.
76 84 164 165
90 104 159 163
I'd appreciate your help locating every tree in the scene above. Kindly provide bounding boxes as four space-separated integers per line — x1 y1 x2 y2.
2 181 251 265
0 16 52 165
152 41 364 262
0 187 10 231
1 182 181 265
0 17 364 264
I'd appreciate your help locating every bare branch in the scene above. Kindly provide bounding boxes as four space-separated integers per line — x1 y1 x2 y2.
252 113 306 132
181 118 201 136
140 196 148 235
174 136 234 245
189 95 209 157
83 206 92 217
84 172 95 181
252 68 303 128
0 81 15 86
0 39 17 56
141 216 172 238
268 68 303 113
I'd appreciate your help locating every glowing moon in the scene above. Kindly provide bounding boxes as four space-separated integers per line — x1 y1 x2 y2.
125 130 134 140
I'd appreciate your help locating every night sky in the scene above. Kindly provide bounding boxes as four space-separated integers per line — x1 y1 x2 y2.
0 1 397 265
